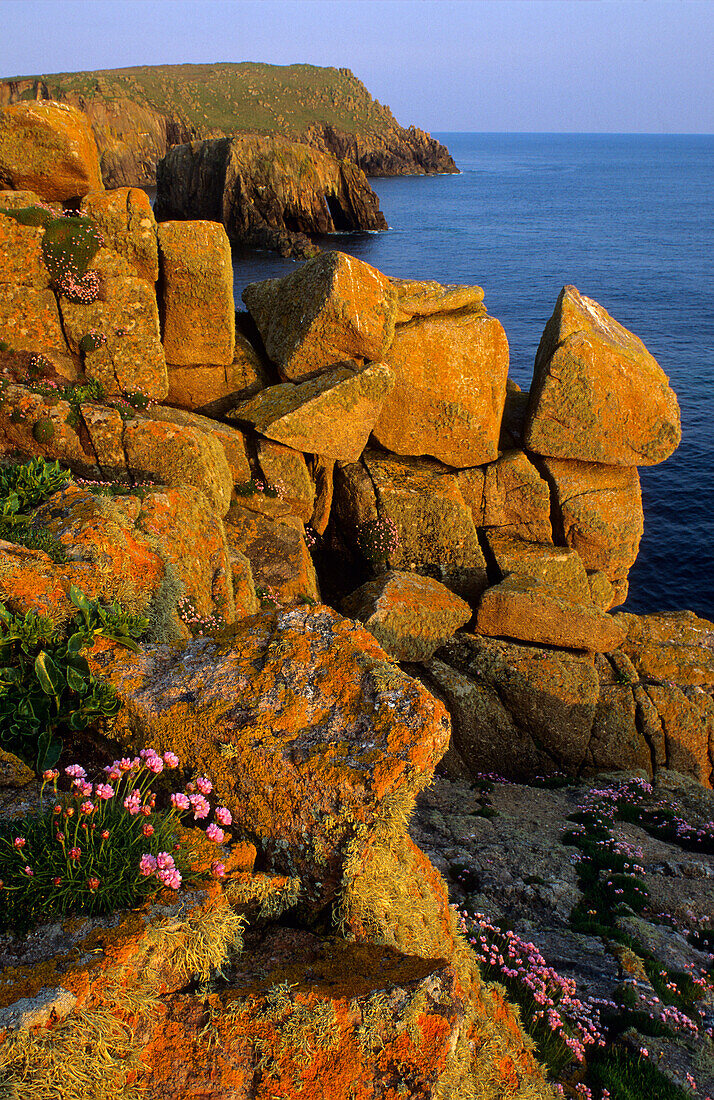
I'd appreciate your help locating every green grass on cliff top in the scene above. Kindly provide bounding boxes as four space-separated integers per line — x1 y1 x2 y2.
2 61 404 139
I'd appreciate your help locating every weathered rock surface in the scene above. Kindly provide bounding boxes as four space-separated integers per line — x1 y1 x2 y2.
371 305 509 467
228 360 396 462
80 186 159 284
475 573 627 652
539 457 644 607
484 534 593 604
88 604 451 918
341 570 473 661
459 450 552 543
165 327 273 418
157 219 235 366
525 285 681 466
242 251 396 380
156 134 388 258
224 501 321 607
391 277 485 322
0 100 103 200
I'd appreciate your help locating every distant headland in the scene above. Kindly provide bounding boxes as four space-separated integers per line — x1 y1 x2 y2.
0 62 458 188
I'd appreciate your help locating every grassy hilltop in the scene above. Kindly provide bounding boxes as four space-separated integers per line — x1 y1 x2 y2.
2 61 414 141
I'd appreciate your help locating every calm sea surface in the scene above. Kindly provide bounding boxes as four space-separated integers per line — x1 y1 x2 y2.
229 133 714 620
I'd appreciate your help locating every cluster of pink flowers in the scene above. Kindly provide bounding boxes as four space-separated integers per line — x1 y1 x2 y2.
139 850 182 890
56 269 101 303
453 906 605 1065
176 595 226 635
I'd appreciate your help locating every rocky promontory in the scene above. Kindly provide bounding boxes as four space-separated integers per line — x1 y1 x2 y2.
0 62 458 187
155 133 388 258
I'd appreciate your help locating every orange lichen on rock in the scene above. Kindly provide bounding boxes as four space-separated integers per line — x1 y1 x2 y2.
0 100 104 200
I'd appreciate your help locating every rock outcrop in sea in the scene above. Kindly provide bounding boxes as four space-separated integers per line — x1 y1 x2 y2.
0 99 711 1100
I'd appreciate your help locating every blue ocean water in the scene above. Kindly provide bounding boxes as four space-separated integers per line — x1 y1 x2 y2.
230 133 714 620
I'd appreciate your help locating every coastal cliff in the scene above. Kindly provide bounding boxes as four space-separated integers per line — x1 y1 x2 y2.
155 133 388 258
0 62 458 187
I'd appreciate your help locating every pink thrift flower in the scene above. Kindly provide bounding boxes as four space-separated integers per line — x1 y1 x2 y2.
65 764 86 779
43 768 59 781
94 783 114 800
142 823 154 838
24 866 33 876
100 829 109 840
206 823 225 843
156 851 175 871
52 876 62 887
139 805 152 816
88 877 100 891
139 854 157 875
171 792 190 810
188 793 210 820
157 868 182 889
73 779 93 797
69 847 81 860
123 789 142 815
211 861 226 878
13 837 26 849
215 806 232 826
144 754 164 774
195 776 213 795
163 752 179 768
80 801 95 814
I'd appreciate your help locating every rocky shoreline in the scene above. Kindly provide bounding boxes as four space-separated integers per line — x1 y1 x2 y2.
0 99 712 1100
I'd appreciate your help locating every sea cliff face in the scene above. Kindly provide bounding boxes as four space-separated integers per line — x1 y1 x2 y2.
0 63 458 187
155 133 388 258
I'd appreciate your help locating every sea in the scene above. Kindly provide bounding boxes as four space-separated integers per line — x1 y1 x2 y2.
227 132 714 621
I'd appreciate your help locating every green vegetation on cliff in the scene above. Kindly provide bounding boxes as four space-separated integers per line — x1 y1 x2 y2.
3 61 413 142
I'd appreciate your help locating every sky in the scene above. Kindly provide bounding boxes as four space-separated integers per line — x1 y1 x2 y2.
0 0 712 134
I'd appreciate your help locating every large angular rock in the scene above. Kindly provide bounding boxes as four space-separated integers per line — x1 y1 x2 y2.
157 220 235 366
0 101 103 201
0 285 69 358
540 457 644 607
145 405 252 489
165 329 272 418
123 415 233 516
525 285 681 466
371 306 509 467
341 570 472 661
88 604 452 918
0 384 96 474
227 360 395 462
242 251 397 381
484 533 593 604
475 574 627 653
0 211 50 289
390 276 485 322
81 186 159 284
254 437 315 523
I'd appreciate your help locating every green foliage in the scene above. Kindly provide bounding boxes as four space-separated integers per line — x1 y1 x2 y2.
0 518 67 562
0 456 71 513
41 215 102 281
2 205 56 228
588 1046 692 1100
0 585 149 774
32 416 56 444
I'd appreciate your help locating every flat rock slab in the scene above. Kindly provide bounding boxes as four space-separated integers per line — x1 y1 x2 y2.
390 276 485 322
476 573 627 652
341 569 472 662
242 251 397 381
525 285 681 466
485 533 592 604
228 360 396 462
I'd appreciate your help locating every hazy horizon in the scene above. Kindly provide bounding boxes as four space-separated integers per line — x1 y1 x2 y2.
1 1 712 135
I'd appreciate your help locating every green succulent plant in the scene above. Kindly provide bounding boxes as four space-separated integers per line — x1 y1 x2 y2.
0 586 149 774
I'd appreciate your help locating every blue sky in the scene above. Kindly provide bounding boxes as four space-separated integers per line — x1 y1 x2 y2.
1 0 711 133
